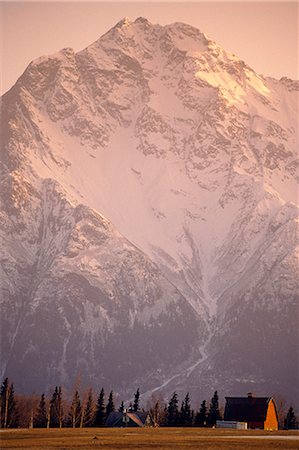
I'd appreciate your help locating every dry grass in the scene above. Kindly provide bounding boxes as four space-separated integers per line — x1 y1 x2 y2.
1 427 299 450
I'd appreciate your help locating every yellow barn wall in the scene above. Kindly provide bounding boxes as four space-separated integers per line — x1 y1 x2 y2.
264 399 278 430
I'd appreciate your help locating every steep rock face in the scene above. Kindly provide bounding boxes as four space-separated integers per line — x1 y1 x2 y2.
0 17 298 403
0 176 204 394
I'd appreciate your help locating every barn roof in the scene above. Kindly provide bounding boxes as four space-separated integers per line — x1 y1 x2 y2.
106 411 151 427
224 396 274 422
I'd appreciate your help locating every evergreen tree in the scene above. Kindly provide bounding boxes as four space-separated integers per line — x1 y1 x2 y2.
191 409 195 426
94 388 105 427
106 391 115 418
83 389 94 427
8 383 18 428
194 400 207 427
50 386 63 428
34 393 47 428
0 378 18 428
58 387 63 428
49 387 58 427
133 388 140 412
207 391 221 427
162 404 168 426
184 393 192 426
167 392 179 426
0 378 9 428
284 407 298 429
69 390 81 428
118 401 125 413
179 401 184 425
180 393 192 426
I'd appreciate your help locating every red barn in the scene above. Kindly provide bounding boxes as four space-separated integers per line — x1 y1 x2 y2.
224 393 278 430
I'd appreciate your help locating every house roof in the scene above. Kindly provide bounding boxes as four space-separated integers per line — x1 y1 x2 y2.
106 411 151 427
224 397 274 423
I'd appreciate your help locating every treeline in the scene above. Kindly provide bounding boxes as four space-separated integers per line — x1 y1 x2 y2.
151 391 221 427
0 379 221 429
0 377 298 429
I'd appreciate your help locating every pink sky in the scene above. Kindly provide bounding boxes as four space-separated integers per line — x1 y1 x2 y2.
1 1 298 95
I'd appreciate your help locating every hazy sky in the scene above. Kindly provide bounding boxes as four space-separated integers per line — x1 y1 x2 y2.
1 1 298 95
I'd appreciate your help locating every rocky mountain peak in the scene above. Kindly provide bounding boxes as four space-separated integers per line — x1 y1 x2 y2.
0 18 298 405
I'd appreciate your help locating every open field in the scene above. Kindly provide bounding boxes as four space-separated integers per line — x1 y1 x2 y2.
1 428 299 450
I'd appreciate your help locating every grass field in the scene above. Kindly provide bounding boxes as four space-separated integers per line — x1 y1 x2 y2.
1 427 299 450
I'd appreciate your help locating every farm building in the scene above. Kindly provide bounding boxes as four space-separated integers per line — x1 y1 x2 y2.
224 393 278 430
216 420 247 429
105 411 154 427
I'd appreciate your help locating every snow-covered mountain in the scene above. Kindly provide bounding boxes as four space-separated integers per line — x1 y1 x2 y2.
1 17 298 404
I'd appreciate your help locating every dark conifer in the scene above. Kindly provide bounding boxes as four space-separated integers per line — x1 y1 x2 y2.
207 391 221 427
284 407 298 429
9 384 19 428
83 389 94 427
8 383 18 428
106 391 115 418
180 392 192 426
194 400 207 427
167 392 179 426
180 401 184 424
49 387 58 427
34 393 47 428
162 404 168 426
94 388 105 427
191 409 195 426
0 378 18 428
1 378 8 428
133 388 140 412
58 387 63 428
0 378 8 428
49 386 63 428
118 401 125 412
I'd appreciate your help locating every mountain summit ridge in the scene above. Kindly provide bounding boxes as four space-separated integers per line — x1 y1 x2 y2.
0 18 298 404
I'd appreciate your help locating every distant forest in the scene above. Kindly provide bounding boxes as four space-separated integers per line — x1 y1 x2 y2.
0 377 297 430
